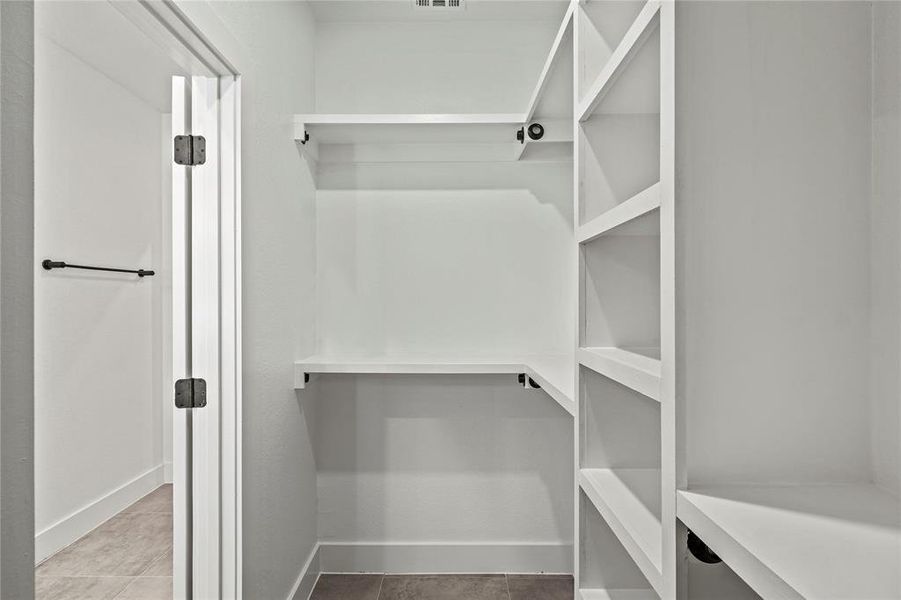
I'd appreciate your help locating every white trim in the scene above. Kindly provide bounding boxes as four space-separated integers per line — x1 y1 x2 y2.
287 543 322 600
164 461 174 484
191 74 222 600
317 542 573 575
170 74 192 600
219 74 242 600
35 466 165 564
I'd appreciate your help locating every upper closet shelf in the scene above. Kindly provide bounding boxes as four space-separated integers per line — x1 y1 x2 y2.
678 485 901 600
294 4 576 167
294 114 572 164
578 0 660 122
294 354 575 416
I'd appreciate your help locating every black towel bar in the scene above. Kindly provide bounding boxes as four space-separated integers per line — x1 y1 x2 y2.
42 259 155 278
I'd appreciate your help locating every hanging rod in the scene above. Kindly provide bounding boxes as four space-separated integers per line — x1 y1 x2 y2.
42 259 155 278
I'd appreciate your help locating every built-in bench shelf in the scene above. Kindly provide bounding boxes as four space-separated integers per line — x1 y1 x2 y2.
678 485 901 600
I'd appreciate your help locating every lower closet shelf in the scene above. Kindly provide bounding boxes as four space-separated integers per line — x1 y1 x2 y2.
677 484 901 600
294 354 575 415
579 590 659 600
580 468 663 593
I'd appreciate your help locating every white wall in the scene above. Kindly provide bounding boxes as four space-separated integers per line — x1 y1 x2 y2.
315 20 558 114
871 1 901 497
316 163 574 358
34 33 168 560
197 2 321 597
314 374 573 570
677 1 874 486
677 1 901 492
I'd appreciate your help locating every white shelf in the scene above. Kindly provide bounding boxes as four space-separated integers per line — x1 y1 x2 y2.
580 469 663 594
678 484 901 600
578 347 661 402
297 113 526 126
294 113 574 165
579 590 658 600
578 183 660 243
577 0 661 122
294 354 575 416
523 2 575 123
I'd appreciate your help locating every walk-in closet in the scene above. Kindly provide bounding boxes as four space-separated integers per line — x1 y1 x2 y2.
289 1 901 599
10 1 899 599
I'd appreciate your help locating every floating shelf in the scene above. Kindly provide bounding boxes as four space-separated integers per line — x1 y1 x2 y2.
578 183 660 243
578 0 661 122
578 347 661 402
579 590 659 600
294 354 575 416
678 484 901 600
294 114 573 165
580 469 663 595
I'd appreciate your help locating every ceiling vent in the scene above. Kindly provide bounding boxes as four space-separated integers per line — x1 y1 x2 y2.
413 0 464 10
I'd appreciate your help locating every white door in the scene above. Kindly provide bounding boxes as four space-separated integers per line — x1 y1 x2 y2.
171 75 224 600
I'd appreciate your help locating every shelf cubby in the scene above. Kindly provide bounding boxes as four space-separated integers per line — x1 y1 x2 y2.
580 366 662 592
579 490 658 599
578 15 660 227
580 212 661 386
578 0 657 105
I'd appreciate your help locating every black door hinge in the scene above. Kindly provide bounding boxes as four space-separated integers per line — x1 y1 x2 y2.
174 135 206 166
175 378 207 409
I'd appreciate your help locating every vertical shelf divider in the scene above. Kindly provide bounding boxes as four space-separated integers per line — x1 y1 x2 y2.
574 1 675 598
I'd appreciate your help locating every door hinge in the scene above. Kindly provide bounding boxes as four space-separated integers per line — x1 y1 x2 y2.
174 135 206 166
175 378 207 409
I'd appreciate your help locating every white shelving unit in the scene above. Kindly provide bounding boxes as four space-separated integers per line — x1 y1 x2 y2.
574 1 673 598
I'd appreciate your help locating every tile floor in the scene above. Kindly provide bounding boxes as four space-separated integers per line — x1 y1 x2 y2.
35 484 173 600
310 573 574 600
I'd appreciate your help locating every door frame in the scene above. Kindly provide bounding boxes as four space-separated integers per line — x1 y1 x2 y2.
113 1 243 597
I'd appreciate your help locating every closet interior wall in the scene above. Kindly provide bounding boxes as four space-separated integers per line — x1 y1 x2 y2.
301 1 578 576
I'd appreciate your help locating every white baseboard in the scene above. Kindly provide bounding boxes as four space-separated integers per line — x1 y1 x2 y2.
35 464 166 564
318 542 573 575
163 461 173 483
287 543 321 600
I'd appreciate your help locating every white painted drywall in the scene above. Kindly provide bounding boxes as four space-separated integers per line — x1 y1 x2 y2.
316 162 573 358
0 1 35 596
677 1 874 485
870 1 901 497
314 374 573 565
677 1 901 493
34 30 168 560
194 2 321 597
314 19 560 114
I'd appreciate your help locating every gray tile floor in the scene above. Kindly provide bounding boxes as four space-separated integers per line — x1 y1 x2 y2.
311 574 574 600
36 484 173 600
